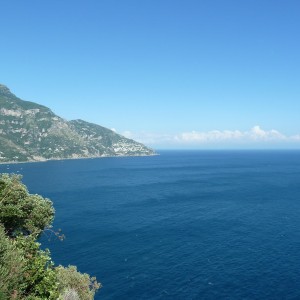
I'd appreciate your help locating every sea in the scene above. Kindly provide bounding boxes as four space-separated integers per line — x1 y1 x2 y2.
1 150 300 300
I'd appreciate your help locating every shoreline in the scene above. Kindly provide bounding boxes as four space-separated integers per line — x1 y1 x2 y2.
0 153 159 165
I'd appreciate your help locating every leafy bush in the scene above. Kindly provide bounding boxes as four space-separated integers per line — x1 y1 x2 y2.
60 288 80 300
15 235 59 299
0 174 54 237
57 266 101 300
0 174 101 299
0 225 24 299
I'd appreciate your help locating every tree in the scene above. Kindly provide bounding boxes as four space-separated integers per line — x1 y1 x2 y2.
56 266 100 300
0 174 54 237
0 224 24 299
0 173 101 299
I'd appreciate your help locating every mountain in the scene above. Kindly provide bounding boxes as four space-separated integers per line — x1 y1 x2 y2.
0 84 155 163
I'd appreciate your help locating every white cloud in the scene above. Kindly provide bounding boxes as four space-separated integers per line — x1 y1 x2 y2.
291 134 300 141
248 126 285 140
176 129 243 142
175 126 289 144
121 126 300 148
123 131 174 144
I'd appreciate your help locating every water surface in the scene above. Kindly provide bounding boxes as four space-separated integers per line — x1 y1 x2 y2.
2 150 300 299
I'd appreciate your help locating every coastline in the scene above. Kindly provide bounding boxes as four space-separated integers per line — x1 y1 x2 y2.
0 153 159 165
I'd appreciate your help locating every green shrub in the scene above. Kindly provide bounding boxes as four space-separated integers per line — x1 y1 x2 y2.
0 174 54 238
57 265 101 300
0 225 24 299
15 236 59 299
0 174 101 299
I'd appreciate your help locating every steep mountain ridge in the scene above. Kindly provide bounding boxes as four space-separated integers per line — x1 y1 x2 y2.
0 84 155 162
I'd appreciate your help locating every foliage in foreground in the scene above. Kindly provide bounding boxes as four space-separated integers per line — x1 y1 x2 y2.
0 173 101 299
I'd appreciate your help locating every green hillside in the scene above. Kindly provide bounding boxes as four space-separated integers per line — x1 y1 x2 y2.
0 84 155 163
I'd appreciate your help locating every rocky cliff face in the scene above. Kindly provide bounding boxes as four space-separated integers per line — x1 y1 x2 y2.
0 84 155 163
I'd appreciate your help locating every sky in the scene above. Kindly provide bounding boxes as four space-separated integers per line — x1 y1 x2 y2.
1 0 300 149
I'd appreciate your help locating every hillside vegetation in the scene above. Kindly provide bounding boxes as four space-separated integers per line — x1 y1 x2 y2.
0 84 155 163
0 173 100 299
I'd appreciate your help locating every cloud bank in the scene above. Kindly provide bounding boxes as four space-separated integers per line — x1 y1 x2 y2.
176 126 286 143
122 126 300 148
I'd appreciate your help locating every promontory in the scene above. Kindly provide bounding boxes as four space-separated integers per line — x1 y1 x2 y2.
0 84 155 163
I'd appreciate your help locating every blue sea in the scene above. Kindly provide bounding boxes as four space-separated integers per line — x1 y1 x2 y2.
1 150 300 299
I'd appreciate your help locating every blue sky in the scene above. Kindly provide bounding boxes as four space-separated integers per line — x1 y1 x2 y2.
1 0 300 149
